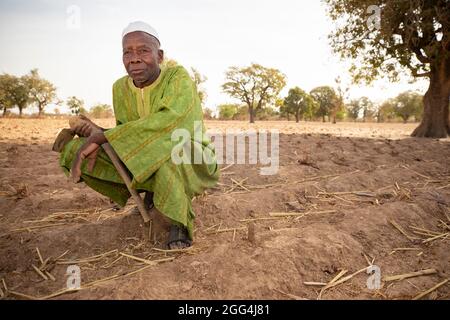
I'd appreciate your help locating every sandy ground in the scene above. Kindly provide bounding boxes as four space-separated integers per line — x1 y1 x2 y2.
0 118 449 300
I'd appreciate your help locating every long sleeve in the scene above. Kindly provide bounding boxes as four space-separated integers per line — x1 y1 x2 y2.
104 66 201 183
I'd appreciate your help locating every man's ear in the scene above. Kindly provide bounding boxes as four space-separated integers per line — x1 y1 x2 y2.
158 49 164 64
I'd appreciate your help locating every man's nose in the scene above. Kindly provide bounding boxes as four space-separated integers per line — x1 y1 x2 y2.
129 52 142 63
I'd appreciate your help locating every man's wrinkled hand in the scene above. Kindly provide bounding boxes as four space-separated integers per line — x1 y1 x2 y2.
70 131 108 183
71 115 104 137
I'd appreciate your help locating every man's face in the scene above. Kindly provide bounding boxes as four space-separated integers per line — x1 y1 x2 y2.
122 31 163 87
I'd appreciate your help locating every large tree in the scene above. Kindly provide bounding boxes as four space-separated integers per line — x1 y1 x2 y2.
283 87 316 122
222 63 286 123
310 86 338 122
325 0 450 137
25 69 57 116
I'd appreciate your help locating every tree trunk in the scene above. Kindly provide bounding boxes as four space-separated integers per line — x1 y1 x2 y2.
2 106 6 116
38 104 43 117
249 106 255 123
322 115 325 122
411 58 450 138
19 107 23 117
295 111 299 123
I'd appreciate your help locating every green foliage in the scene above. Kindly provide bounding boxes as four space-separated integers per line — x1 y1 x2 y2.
234 105 249 120
335 109 346 121
377 99 397 122
346 99 362 121
392 91 423 123
255 106 277 121
222 63 286 123
324 0 449 83
310 86 337 121
361 97 375 122
203 107 214 120
218 103 239 120
325 0 450 137
0 74 16 115
67 96 85 115
190 68 207 107
283 87 316 122
0 73 30 116
89 103 113 118
24 69 57 116
346 96 374 121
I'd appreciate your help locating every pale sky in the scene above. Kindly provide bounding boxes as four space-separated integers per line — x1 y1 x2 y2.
0 0 427 114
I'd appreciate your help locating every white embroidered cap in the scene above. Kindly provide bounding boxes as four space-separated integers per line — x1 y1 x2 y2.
122 21 160 44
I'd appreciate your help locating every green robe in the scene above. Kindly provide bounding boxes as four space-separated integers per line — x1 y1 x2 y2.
59 65 219 239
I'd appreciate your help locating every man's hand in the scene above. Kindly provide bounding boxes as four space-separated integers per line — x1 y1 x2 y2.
70 115 105 137
71 130 107 183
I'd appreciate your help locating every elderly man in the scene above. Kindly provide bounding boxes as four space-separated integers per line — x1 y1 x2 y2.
58 21 219 249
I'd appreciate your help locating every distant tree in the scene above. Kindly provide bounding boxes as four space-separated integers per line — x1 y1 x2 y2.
218 103 239 120
283 87 316 123
310 86 337 122
393 91 423 123
256 106 277 120
6 75 31 116
24 69 57 116
89 104 113 118
324 0 450 137
0 74 16 116
54 108 60 115
275 98 290 120
346 99 362 121
190 68 207 107
361 97 375 122
335 109 346 121
222 63 286 123
233 105 249 120
377 99 397 123
332 76 349 123
203 107 214 120
67 96 85 115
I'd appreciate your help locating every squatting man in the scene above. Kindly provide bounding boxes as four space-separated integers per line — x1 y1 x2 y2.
55 21 220 249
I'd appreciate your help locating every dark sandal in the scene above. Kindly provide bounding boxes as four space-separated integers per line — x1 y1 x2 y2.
167 225 192 249
144 192 154 210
